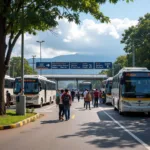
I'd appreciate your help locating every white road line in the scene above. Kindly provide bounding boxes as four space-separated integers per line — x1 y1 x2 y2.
103 109 150 150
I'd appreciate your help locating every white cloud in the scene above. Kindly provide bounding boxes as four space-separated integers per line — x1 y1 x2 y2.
12 17 138 60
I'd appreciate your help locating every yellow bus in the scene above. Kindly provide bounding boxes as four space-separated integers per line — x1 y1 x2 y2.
112 67 150 115
105 77 113 104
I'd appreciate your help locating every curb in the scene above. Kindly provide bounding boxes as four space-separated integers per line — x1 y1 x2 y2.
0 113 43 130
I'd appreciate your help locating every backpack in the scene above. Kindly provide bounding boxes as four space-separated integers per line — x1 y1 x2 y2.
62 94 70 106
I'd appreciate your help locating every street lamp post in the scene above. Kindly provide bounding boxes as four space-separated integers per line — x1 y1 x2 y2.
32 55 36 73
16 0 26 115
36 40 45 75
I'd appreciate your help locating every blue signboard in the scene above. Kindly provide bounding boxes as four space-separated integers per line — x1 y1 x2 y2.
51 62 70 69
36 62 51 69
95 62 112 69
70 62 94 69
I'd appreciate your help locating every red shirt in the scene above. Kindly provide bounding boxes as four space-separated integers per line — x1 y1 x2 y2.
94 91 99 98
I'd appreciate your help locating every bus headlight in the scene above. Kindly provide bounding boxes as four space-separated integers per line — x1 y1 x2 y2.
122 101 131 106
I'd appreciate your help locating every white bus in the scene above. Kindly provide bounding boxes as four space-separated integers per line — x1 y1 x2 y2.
4 75 15 104
101 80 106 92
112 67 150 115
105 77 113 104
14 75 56 107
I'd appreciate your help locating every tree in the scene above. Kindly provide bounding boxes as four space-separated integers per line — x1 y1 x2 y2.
8 57 37 77
101 55 128 77
0 0 133 115
121 13 150 69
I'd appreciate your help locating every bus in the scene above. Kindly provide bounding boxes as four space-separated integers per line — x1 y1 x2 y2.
79 82 92 95
105 77 113 104
14 75 56 107
112 67 150 115
101 80 106 92
4 75 15 104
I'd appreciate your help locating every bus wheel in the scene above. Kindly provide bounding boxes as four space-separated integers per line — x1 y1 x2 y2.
40 99 43 108
118 103 124 115
49 97 52 105
113 100 117 111
148 112 150 117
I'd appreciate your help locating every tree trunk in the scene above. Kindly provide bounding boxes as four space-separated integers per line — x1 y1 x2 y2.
0 15 7 115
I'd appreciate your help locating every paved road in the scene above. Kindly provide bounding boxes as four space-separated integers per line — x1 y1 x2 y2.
1 99 150 150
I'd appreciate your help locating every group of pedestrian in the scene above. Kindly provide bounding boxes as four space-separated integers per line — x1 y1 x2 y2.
83 89 106 109
56 89 72 121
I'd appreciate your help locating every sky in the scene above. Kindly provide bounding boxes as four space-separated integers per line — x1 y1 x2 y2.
12 0 150 62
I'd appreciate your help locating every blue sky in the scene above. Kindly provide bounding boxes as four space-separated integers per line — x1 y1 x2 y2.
81 0 150 20
13 0 150 62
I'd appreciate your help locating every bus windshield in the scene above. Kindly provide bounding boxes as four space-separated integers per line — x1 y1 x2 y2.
122 77 150 97
106 81 112 94
14 79 39 94
79 83 92 91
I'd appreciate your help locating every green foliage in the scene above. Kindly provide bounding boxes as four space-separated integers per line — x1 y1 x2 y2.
8 57 37 77
121 13 150 69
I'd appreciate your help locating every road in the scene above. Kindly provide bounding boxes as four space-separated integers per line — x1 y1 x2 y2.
1 98 150 150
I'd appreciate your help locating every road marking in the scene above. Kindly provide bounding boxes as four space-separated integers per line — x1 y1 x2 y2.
103 109 150 150
72 114 75 119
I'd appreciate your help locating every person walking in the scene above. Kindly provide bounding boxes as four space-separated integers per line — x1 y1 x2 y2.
99 90 103 104
76 90 80 102
102 91 106 104
94 89 99 107
83 89 88 108
6 91 11 108
91 89 94 106
62 89 72 121
71 89 75 102
58 89 65 121
85 91 92 110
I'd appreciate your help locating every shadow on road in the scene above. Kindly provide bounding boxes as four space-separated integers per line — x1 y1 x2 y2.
41 120 61 124
57 108 150 149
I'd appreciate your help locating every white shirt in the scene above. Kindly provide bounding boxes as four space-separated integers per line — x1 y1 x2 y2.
84 90 88 98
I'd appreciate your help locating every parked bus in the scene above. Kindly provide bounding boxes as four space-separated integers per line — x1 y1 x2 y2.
14 75 56 107
79 82 92 95
105 77 113 104
101 80 106 92
112 67 150 115
4 75 15 104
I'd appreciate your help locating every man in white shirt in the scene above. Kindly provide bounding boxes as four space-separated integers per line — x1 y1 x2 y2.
83 89 88 108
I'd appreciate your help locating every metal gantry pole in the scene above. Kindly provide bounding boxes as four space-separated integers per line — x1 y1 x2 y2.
36 41 45 75
32 55 36 73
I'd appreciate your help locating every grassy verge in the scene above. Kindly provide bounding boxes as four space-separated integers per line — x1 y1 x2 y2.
0 110 36 126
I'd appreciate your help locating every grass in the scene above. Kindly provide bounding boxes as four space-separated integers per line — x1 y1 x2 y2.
0 110 36 126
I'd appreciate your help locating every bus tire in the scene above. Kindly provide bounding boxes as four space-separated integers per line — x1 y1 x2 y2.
40 99 43 108
148 112 150 117
49 97 52 105
118 102 124 115
113 100 117 111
